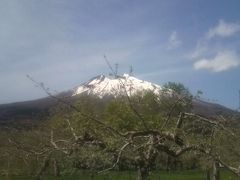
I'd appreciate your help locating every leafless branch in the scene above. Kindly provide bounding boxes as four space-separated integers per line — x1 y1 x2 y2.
50 130 69 154
217 158 240 176
161 94 186 129
8 138 50 156
184 113 235 136
102 58 148 129
66 119 79 141
98 142 130 173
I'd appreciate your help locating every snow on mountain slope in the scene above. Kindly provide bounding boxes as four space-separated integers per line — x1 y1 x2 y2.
73 74 162 98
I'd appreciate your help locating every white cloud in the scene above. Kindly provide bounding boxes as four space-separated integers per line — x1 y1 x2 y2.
207 20 240 39
189 20 240 59
167 31 182 49
193 50 239 72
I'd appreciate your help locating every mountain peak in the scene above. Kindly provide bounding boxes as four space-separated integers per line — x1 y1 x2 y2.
72 73 162 98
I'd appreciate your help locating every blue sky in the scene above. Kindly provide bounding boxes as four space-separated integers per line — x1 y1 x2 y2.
0 0 240 109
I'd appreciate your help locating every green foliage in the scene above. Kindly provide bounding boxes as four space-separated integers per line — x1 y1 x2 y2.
162 82 193 113
0 82 239 179
163 82 192 98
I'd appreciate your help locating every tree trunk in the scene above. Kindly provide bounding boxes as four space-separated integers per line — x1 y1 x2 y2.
173 158 177 170
36 157 50 180
206 169 211 180
212 161 220 180
137 165 150 180
53 159 60 177
166 156 170 171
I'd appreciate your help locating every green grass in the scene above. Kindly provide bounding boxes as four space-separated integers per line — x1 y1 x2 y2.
0 170 238 180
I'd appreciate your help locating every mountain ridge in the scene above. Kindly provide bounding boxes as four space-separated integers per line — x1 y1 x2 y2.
0 73 237 124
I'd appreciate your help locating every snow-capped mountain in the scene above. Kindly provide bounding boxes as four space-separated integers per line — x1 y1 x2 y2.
0 73 237 124
73 74 162 98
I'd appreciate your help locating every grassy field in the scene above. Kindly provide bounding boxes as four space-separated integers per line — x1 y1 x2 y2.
0 170 238 180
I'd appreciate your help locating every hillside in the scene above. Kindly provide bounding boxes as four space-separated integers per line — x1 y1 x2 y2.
0 74 237 124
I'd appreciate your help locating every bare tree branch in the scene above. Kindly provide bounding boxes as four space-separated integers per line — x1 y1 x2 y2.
50 130 69 154
8 138 50 156
184 113 235 136
98 142 131 173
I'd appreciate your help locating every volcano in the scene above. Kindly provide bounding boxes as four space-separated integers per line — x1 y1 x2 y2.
0 74 237 125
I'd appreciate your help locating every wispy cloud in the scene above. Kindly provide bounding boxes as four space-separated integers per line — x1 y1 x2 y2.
207 20 240 39
190 20 240 73
193 50 239 72
167 31 182 49
189 41 209 59
190 20 240 59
